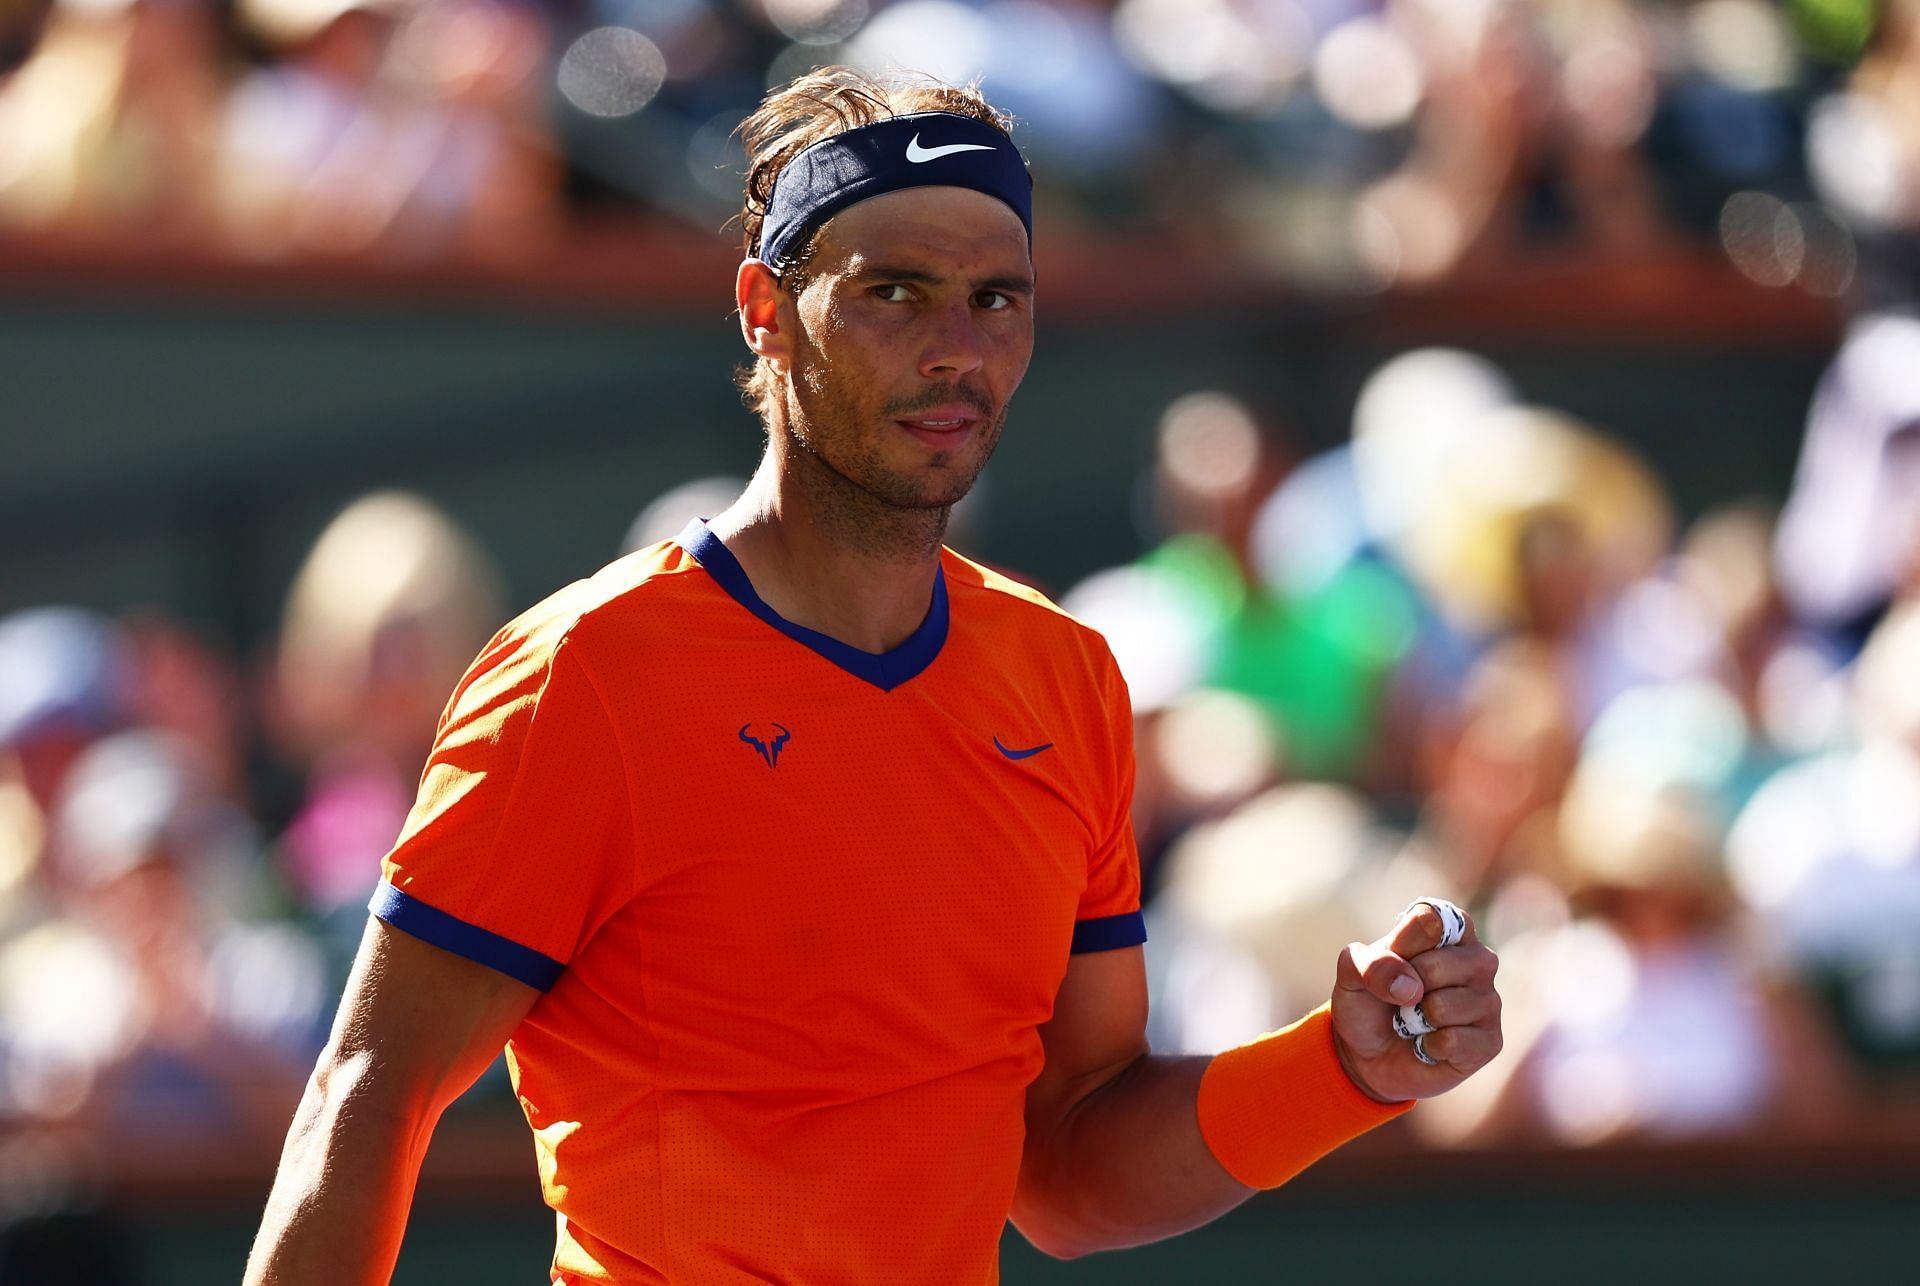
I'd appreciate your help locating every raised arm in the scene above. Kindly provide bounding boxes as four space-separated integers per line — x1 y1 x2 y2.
1011 902 1501 1259
1009 945 1238 1258
244 917 540 1286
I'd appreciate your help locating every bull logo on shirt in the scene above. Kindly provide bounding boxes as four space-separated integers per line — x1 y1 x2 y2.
738 722 792 769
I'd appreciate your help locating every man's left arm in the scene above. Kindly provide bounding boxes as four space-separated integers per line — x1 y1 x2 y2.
1010 902 1502 1259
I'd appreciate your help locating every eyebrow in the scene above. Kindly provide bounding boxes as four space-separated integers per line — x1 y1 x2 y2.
849 263 1036 294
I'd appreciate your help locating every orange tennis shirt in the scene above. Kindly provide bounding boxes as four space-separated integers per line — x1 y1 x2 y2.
370 520 1144 1284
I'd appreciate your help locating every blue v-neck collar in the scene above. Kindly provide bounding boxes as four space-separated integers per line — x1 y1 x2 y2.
676 519 948 692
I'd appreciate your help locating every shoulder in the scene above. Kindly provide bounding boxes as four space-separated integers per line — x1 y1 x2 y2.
941 548 1126 688
462 539 710 686
942 548 1099 633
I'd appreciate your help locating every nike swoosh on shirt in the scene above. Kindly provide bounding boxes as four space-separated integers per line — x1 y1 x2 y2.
905 134 996 163
994 736 1054 760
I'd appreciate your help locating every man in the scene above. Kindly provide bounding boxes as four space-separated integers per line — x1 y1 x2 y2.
246 68 1502 1285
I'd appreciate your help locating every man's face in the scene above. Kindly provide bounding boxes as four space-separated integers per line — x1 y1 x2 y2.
777 186 1035 511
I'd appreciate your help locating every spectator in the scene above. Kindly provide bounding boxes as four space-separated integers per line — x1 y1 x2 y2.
266 492 503 960
1727 595 1920 1079
1774 311 1920 648
2 730 315 1143
1426 691 1855 1146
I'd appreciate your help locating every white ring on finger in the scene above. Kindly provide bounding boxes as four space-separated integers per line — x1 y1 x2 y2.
1393 1002 1436 1039
1407 897 1467 949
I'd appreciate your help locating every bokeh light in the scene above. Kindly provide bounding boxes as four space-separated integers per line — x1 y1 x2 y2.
1791 201 1857 297
1158 393 1263 503
1688 0 1798 93
1113 0 1310 113
559 26 668 118
845 0 990 83
1806 91 1910 230
1719 189 1802 287
1312 15 1423 132
763 0 869 46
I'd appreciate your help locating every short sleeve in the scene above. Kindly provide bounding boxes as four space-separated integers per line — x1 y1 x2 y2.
370 625 635 990
1071 645 1146 954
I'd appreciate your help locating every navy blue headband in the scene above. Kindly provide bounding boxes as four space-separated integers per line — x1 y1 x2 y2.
756 111 1032 272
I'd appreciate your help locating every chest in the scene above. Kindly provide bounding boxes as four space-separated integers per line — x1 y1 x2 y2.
603 652 1106 1078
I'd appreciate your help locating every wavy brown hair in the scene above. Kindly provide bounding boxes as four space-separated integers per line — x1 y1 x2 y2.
733 66 1016 422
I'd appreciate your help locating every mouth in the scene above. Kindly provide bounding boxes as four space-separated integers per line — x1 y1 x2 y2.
894 406 982 449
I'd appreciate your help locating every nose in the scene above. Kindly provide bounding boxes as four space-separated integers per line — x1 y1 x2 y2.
918 303 985 380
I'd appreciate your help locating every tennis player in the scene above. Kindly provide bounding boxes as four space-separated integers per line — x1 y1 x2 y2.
246 68 1501 1285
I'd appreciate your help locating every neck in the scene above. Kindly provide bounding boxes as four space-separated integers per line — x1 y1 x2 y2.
706 427 949 655
786 429 952 565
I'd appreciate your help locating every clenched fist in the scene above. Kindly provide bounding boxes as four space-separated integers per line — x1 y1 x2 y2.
1329 900 1503 1103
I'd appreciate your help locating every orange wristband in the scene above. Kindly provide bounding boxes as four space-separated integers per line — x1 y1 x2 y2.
1195 1003 1413 1190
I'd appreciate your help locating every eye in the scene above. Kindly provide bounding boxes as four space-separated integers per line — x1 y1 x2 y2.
974 290 1011 311
872 283 915 303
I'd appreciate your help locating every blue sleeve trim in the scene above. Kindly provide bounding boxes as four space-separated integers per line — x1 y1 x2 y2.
1071 910 1147 954
368 882 566 992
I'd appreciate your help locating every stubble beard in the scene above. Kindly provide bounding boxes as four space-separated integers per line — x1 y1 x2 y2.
779 360 1007 562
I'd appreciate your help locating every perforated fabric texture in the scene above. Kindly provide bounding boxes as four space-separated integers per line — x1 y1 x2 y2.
374 531 1143 1283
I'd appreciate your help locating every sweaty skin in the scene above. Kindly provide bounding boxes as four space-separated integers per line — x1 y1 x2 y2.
245 173 1502 1282
717 186 1034 649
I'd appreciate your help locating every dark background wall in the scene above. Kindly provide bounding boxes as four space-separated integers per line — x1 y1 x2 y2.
0 294 1829 649
95 1146 1919 1284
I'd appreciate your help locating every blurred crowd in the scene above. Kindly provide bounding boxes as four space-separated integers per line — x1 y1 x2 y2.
5 0 1920 1270
1073 331 1920 1148
4 328 1919 1195
1 0 1917 297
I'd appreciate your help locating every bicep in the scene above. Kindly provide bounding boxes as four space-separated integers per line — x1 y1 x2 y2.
1024 945 1150 1135
315 915 543 1121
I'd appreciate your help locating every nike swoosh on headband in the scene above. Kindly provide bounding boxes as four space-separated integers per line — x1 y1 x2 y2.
756 113 1032 269
905 133 997 163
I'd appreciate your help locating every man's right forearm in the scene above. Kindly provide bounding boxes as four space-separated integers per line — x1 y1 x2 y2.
245 1051 434 1286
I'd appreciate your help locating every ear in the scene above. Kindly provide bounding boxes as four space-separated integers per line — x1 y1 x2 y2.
736 259 792 366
